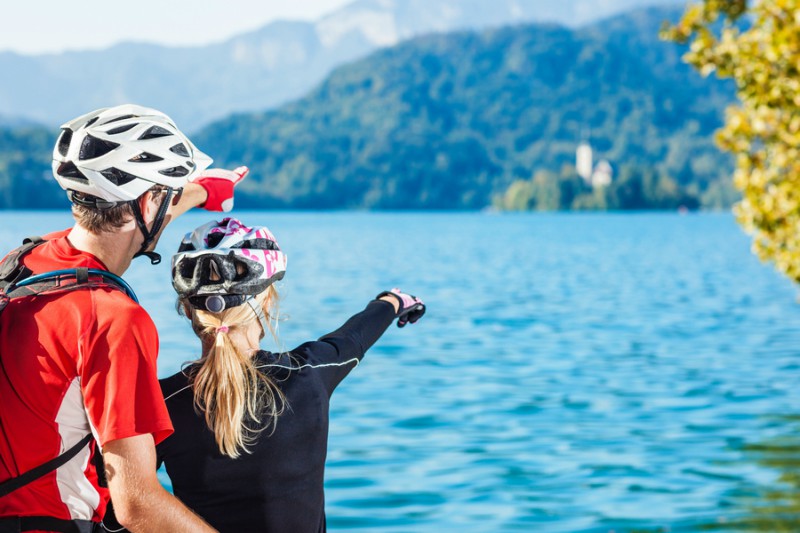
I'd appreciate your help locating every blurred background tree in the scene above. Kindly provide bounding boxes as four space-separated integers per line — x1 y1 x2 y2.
493 165 698 211
663 0 800 281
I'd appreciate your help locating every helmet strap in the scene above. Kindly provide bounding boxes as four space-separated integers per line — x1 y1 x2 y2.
246 298 270 339
131 187 175 265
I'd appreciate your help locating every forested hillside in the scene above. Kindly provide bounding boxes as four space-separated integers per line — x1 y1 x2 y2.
196 6 735 209
0 126 59 208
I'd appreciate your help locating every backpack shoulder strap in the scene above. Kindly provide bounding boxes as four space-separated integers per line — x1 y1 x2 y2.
0 434 92 498
0 236 138 304
0 237 46 291
21 236 44 246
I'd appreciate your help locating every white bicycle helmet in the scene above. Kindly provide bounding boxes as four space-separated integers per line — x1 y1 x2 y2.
173 218 287 310
52 104 212 206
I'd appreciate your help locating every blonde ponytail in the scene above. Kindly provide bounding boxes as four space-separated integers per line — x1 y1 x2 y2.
183 288 285 458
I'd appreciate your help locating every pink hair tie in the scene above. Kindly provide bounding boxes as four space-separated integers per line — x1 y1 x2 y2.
217 326 230 334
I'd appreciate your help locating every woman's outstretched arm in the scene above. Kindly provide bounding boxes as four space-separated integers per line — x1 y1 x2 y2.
292 290 425 394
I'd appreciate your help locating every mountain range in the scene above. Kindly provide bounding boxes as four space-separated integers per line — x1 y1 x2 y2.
0 0 682 131
0 4 733 211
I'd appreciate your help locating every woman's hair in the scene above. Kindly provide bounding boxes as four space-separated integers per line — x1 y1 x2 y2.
180 286 285 458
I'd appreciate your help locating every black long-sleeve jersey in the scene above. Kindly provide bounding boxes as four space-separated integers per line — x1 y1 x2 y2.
156 300 396 533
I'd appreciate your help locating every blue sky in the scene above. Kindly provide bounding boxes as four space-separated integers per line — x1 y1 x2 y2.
1 0 353 55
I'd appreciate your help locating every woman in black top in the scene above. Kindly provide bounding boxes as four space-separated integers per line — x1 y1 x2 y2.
156 218 425 533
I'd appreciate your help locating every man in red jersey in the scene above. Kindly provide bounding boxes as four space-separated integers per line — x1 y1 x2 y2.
0 105 248 532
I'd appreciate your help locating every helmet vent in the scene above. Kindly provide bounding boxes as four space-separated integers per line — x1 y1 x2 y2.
177 242 196 253
107 123 137 135
100 167 138 186
129 152 164 163
56 129 72 157
233 260 248 281
56 162 90 184
209 261 221 281
79 135 120 161
139 126 173 140
231 239 277 251
206 232 225 249
84 117 99 129
159 166 190 178
101 114 135 125
170 143 190 157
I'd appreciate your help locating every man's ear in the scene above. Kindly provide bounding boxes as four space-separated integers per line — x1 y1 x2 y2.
137 189 158 222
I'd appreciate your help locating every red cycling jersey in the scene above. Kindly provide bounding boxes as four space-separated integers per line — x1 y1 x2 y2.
0 229 173 524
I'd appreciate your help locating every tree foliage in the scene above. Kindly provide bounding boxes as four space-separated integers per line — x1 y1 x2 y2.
495 165 700 211
0 127 62 209
663 0 800 281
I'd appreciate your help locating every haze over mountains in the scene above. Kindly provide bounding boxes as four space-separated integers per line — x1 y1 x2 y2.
0 0 682 131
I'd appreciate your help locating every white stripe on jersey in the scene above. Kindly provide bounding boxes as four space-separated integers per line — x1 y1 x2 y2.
54 378 100 520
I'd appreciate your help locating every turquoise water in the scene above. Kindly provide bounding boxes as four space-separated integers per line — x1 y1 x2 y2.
4 211 800 532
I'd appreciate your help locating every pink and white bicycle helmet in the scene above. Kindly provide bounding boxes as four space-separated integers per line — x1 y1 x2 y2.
53 104 212 207
172 218 287 313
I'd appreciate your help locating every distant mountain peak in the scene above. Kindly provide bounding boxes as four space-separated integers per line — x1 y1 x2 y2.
317 3 400 48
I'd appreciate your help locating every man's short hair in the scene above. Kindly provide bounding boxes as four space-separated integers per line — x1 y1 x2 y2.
71 201 135 234
70 188 169 235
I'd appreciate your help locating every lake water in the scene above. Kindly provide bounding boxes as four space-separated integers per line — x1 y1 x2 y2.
3 211 800 532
